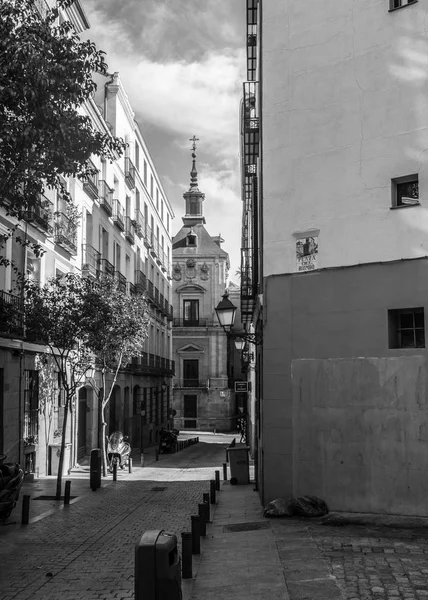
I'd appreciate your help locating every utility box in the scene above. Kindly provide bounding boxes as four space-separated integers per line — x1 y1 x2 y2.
48 443 71 476
135 530 182 600
228 445 250 484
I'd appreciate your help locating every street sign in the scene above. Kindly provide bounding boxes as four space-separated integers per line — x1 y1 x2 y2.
235 381 249 393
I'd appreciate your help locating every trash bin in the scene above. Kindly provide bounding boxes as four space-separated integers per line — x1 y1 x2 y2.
90 448 101 491
48 443 71 476
135 530 182 600
227 445 250 484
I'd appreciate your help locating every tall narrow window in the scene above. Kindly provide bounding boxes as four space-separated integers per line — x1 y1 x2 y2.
150 175 154 198
183 299 199 326
183 361 199 388
143 160 147 186
135 142 140 171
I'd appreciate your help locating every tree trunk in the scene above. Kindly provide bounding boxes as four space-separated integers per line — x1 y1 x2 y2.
55 397 69 500
101 408 107 477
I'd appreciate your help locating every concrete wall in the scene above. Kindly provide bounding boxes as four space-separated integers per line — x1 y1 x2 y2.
292 357 428 515
262 0 428 276
262 257 428 512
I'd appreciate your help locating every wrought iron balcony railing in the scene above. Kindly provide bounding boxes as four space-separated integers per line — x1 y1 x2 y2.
125 157 136 189
24 195 53 234
125 216 135 244
0 291 24 338
134 209 145 239
127 282 136 295
173 318 214 328
83 160 99 200
112 199 125 231
174 379 208 389
135 270 147 294
82 244 101 278
129 353 175 376
54 212 77 255
99 258 115 277
144 224 153 248
115 271 126 292
98 180 113 215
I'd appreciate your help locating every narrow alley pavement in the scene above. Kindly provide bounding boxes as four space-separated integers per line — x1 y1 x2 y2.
0 437 231 600
2 435 428 600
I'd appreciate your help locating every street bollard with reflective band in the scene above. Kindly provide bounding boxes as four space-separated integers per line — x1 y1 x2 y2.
64 480 71 506
90 448 101 491
210 480 216 504
135 530 182 600
113 461 117 481
203 493 210 521
128 458 132 474
140 453 144 467
22 495 30 525
191 515 200 555
198 504 207 536
181 532 192 579
215 470 220 491
223 462 227 481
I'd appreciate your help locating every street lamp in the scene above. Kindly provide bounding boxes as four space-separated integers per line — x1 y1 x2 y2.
214 291 262 345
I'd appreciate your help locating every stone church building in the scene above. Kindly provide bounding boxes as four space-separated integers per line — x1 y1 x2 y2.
171 141 235 431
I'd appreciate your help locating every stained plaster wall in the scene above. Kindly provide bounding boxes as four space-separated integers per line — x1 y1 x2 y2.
262 0 428 276
262 257 428 513
292 356 428 515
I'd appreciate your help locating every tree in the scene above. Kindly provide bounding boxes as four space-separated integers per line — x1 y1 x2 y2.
0 0 125 265
85 278 149 476
25 273 96 499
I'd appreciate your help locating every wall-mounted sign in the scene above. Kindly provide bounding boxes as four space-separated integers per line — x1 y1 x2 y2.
235 381 249 393
296 236 318 272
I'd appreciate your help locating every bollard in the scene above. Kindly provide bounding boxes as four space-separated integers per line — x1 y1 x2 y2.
128 458 133 474
181 532 192 579
191 515 201 555
21 494 30 525
215 470 220 491
155 449 159 461
203 493 210 522
64 480 71 506
90 448 101 491
113 461 117 481
140 453 144 467
223 462 227 481
210 480 216 504
198 503 207 536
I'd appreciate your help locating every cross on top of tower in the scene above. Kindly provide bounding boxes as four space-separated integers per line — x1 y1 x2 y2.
189 135 199 153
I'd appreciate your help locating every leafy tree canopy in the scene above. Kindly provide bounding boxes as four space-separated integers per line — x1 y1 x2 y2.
0 0 126 220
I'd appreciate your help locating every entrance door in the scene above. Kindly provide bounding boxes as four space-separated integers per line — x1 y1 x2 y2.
183 395 197 429
183 359 199 387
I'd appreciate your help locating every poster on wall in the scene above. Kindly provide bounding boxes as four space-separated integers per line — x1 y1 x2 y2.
296 236 318 272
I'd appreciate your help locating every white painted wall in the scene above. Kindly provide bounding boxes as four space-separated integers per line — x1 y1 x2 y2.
263 0 428 275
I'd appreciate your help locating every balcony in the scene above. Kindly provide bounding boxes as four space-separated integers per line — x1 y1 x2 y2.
54 212 77 255
98 180 113 215
174 379 208 389
146 280 155 304
130 353 175 376
134 209 145 239
24 195 53 234
115 271 126 293
173 318 214 327
125 157 136 189
127 282 136 295
99 258 115 277
112 200 125 231
82 244 101 278
82 161 99 200
0 291 24 338
135 270 147 294
125 216 135 244
144 224 153 249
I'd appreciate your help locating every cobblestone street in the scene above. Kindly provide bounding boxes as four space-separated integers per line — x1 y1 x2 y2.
308 521 428 600
0 440 228 600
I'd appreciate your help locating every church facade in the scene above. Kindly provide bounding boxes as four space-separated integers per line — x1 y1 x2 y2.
171 141 236 432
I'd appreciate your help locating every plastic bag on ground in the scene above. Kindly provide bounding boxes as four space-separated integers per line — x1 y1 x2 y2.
263 495 329 518
263 498 293 517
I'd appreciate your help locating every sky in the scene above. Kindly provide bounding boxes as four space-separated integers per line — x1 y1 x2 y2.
80 0 246 281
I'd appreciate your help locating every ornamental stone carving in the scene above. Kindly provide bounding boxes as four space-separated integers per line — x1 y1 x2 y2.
172 263 182 281
185 258 196 279
200 262 209 280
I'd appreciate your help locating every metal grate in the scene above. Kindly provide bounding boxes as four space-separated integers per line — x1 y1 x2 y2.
223 521 271 533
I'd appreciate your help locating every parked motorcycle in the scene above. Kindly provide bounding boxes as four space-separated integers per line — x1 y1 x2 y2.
106 432 131 473
0 454 24 521
159 428 178 454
